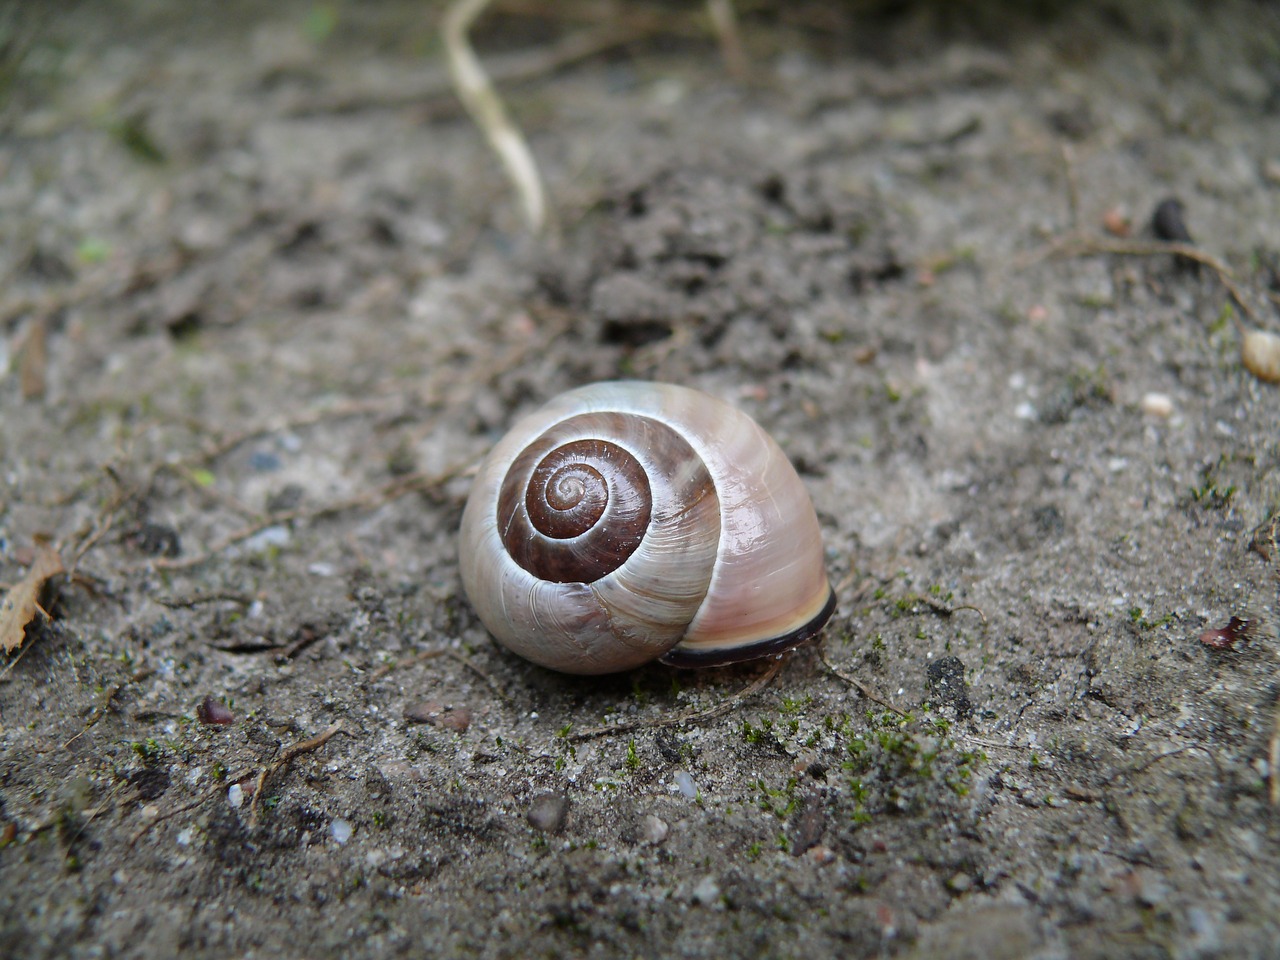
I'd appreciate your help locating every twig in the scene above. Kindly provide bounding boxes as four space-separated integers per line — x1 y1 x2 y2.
920 597 988 625
447 649 512 702
567 656 785 742
1270 699 1280 807
443 0 547 232
126 790 218 851
1059 143 1080 231
248 724 346 827
155 591 256 609
144 466 463 571
1026 233 1260 329
818 649 908 716
63 669 154 747
189 398 397 467
370 647 448 680
706 0 748 81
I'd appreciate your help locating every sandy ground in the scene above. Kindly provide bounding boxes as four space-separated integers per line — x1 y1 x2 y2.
2 1 1279 957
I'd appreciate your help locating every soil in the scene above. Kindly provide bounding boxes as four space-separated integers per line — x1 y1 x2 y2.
2 1 1279 958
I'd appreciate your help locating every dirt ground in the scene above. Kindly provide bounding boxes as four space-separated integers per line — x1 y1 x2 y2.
2 1 1279 957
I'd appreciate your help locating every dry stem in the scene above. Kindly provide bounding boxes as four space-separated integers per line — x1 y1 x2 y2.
567 656 786 742
249 724 346 826
443 0 547 232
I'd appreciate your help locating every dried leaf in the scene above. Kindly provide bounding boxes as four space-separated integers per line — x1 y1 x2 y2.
0 545 64 653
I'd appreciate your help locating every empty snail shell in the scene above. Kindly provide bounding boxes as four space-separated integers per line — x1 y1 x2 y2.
458 381 835 675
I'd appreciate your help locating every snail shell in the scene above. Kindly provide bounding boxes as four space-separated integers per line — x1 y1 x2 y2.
458 381 835 675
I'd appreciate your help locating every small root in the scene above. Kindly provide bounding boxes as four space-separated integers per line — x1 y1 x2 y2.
1270 699 1280 807
249 724 347 827
818 650 908 716
1025 232 1260 330
567 656 786 742
370 648 448 681
145 467 462 572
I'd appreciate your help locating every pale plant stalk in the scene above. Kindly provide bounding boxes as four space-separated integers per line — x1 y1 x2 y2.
443 0 547 233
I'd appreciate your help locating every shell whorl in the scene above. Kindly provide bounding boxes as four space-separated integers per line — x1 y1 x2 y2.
458 382 835 675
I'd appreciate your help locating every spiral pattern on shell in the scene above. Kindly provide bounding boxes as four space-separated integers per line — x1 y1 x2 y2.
459 382 835 674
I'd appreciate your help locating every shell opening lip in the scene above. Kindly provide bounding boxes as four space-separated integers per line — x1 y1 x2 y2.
657 587 837 669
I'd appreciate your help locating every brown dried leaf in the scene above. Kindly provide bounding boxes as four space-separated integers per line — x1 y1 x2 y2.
0 545 64 653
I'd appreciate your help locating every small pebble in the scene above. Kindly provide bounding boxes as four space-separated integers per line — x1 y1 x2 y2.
805 844 836 866
1102 206 1131 237
1241 329 1280 384
196 696 235 726
227 783 244 809
403 701 472 733
674 770 698 800
1140 392 1174 418
526 791 569 834
639 814 669 846
248 450 282 472
237 524 291 555
330 819 353 844
1151 197 1192 243
947 872 973 893
691 875 721 906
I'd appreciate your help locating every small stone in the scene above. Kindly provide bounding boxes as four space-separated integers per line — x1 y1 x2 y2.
526 791 569 834
404 701 472 733
805 844 836 866
691 875 721 906
1151 197 1192 243
674 770 698 799
790 799 826 855
639 814 669 846
227 783 243 809
196 696 235 726
1242 329 1280 383
1102 206 1131 237
330 819 353 844
947 872 973 893
1140 392 1174 418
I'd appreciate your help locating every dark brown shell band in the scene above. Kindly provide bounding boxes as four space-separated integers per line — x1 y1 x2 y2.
658 588 837 668
499 436 653 584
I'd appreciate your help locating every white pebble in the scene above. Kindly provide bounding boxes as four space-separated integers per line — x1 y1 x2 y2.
331 818 353 844
674 770 698 799
227 783 243 809
640 814 669 845
1140 392 1174 417
691 875 721 906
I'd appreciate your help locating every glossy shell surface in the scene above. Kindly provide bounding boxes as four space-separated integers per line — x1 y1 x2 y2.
458 382 835 674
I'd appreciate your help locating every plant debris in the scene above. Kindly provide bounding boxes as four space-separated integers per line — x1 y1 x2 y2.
1198 616 1250 650
1 544 64 654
